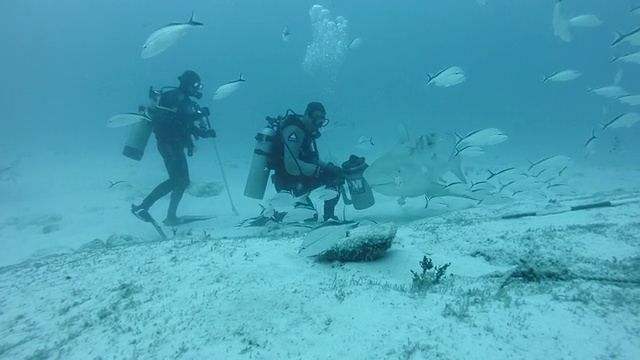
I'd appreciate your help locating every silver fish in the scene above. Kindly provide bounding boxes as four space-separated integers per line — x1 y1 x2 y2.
486 167 520 181
553 1 571 42
282 26 290 42
569 14 602 27
347 37 362 50
356 136 374 149
611 51 640 65
611 27 640 47
213 74 246 100
106 113 150 128
588 86 627 99
455 128 508 148
543 69 581 82
426 66 466 88
313 187 339 201
601 113 640 131
616 94 640 106
141 12 203 59
584 130 597 158
614 68 623 86
528 155 573 174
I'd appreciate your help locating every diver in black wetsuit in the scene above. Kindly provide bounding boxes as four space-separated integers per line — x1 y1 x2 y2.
132 70 216 226
270 102 345 222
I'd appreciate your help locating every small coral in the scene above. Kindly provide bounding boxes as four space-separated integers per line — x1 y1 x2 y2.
410 256 451 293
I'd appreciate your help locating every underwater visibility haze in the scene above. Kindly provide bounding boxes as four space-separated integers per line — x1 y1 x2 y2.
1 0 640 359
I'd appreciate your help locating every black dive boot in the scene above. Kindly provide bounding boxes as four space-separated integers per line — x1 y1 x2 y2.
131 204 153 223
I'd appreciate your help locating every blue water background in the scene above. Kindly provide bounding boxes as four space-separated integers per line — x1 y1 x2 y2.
0 0 638 170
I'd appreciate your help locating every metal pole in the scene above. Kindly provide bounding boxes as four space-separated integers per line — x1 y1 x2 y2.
211 137 239 216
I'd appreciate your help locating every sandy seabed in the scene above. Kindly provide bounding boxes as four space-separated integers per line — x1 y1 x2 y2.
1 154 639 359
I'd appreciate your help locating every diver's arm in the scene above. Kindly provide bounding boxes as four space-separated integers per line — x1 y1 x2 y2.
281 125 320 177
178 100 208 135
188 121 208 138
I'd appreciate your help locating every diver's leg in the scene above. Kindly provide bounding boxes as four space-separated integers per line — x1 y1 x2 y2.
135 180 173 210
165 145 190 224
321 176 343 222
323 195 340 221
133 142 175 212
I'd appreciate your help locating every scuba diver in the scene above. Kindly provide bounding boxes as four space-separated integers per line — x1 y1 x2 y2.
131 70 216 226
245 102 345 224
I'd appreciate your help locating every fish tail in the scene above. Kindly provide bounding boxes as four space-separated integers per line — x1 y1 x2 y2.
611 31 624 47
425 73 435 87
239 73 246 82
448 149 467 184
526 160 535 172
531 169 545 178
610 55 620 63
498 181 508 193
188 11 204 26
453 147 463 158
453 132 463 146
541 74 550 83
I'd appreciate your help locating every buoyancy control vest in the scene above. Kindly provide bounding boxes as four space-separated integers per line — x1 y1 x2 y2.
243 110 318 200
270 114 319 172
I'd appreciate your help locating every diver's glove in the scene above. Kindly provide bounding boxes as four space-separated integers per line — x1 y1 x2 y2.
201 129 216 138
319 163 344 182
198 107 211 117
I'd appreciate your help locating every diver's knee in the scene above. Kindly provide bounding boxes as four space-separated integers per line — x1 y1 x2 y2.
177 178 190 191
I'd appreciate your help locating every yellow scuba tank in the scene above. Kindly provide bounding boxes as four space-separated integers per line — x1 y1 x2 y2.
244 117 281 200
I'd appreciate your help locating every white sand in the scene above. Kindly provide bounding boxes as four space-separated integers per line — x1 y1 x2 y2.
1 150 639 359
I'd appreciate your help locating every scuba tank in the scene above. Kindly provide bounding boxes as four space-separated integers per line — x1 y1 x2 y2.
121 87 162 161
122 118 153 161
340 155 375 210
244 116 281 199
121 86 176 161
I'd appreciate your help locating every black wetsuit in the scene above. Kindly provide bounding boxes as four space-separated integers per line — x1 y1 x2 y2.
138 87 208 219
271 115 343 219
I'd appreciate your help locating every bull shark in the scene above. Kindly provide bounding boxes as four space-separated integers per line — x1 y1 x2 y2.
363 133 468 202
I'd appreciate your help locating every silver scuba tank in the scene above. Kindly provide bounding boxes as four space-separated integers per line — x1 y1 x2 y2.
244 126 277 199
340 155 375 210
122 109 153 161
122 87 163 161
